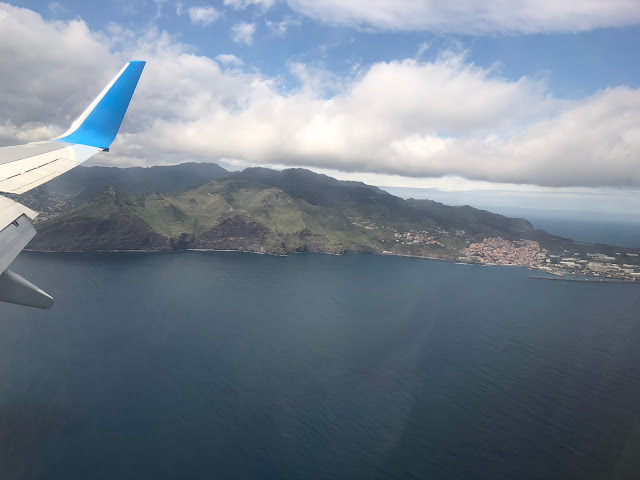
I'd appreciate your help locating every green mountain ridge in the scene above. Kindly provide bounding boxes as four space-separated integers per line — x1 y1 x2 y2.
10 162 230 218
27 166 611 260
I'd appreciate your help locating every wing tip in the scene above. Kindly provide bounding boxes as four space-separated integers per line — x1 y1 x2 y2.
51 60 146 150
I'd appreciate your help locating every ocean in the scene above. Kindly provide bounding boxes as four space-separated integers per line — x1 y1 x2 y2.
1 251 639 479
525 216 640 249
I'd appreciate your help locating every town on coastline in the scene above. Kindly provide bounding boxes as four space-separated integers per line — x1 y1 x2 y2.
460 237 639 281
386 228 640 282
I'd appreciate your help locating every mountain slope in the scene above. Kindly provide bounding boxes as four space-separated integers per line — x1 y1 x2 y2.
237 168 534 238
130 176 382 254
27 167 633 261
12 162 230 217
27 190 170 251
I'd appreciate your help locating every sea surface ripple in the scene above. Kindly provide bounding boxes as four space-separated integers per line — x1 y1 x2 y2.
0 251 639 479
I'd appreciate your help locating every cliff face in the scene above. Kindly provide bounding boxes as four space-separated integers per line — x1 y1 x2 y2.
194 212 282 253
27 190 170 251
28 213 170 251
27 167 567 257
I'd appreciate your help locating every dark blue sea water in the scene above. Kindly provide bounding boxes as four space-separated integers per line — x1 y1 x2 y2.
1 251 640 480
525 217 640 249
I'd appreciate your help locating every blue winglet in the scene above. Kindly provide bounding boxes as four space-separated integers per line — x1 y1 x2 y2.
54 61 145 150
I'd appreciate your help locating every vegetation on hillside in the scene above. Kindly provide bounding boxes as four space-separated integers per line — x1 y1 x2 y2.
27 166 598 259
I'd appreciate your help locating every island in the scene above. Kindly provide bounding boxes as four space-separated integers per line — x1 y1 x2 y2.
11 163 639 283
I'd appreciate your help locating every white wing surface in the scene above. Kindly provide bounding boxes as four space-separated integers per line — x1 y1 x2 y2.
0 61 145 309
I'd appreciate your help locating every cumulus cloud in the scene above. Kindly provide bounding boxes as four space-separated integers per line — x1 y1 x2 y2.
266 16 301 36
137 54 640 187
47 2 67 14
215 53 244 66
185 5 220 26
285 0 640 34
230 21 256 45
416 42 430 57
223 0 275 10
2 3 640 188
0 120 59 145
0 3 119 127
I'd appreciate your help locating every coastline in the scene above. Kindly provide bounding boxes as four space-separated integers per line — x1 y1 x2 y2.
22 247 640 284
24 247 443 260
529 274 639 285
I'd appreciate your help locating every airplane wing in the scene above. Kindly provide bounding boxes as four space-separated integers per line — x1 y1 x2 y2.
0 60 145 309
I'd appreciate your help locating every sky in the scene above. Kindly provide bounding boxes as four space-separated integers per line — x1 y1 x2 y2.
2 0 640 219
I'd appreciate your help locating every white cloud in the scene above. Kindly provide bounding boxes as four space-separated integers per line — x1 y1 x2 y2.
223 0 275 10
184 5 220 26
0 120 58 145
153 0 168 20
215 53 244 66
285 0 640 34
230 22 256 45
47 2 67 14
2 3 640 189
266 16 301 36
137 54 640 187
0 4 118 127
416 42 430 58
